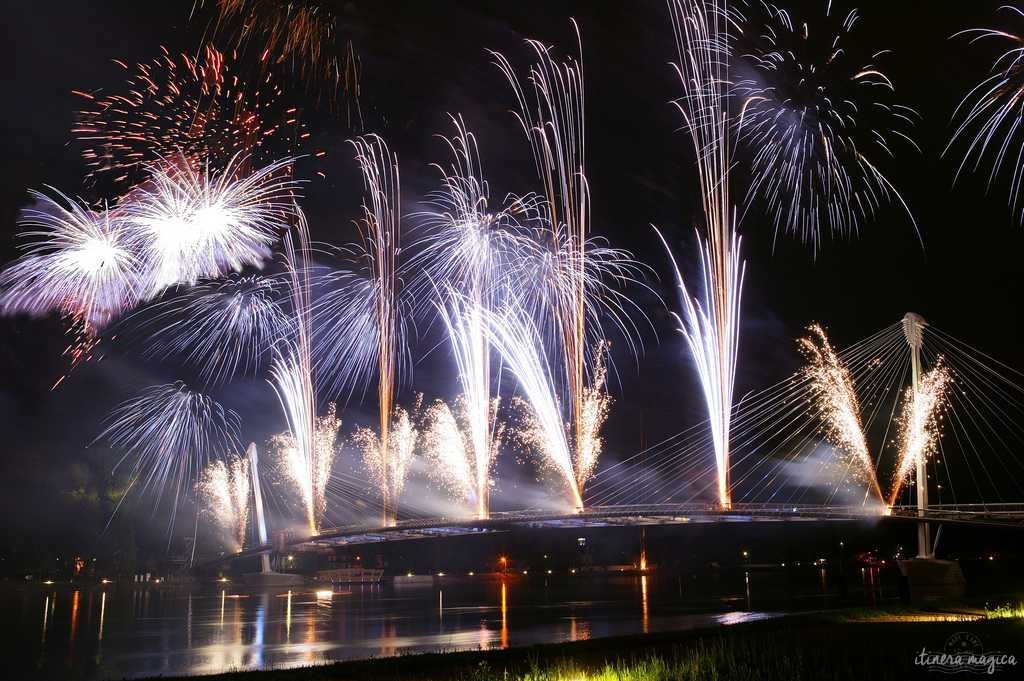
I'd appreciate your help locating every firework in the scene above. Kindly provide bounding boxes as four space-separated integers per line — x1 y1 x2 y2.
492 25 594 491
888 359 952 506
0 189 140 331
734 0 919 246
97 382 242 534
484 302 582 509
661 0 744 509
73 45 313 187
198 456 250 552
204 0 360 115
574 341 611 493
354 401 420 514
948 5 1024 222
129 274 287 386
268 400 340 532
798 324 884 502
412 116 534 517
330 134 405 525
420 397 503 511
121 155 303 299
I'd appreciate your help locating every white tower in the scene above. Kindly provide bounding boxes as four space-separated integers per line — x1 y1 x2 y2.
902 313 931 558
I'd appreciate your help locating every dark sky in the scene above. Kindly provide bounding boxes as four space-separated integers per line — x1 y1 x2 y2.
0 1 1022 559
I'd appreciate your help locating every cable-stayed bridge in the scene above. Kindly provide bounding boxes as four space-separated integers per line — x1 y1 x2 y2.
218 314 1024 565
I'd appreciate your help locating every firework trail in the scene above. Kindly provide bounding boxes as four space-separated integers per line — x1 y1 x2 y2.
122 155 303 299
128 274 287 387
733 0 919 247
74 45 316 188
269 400 340 532
354 399 420 513
267 208 325 535
888 359 952 506
339 134 404 525
97 382 241 536
798 324 885 503
948 5 1024 223
660 0 745 509
198 455 250 551
484 302 582 509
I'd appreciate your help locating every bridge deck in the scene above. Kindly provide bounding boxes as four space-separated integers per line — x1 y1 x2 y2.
217 502 1024 563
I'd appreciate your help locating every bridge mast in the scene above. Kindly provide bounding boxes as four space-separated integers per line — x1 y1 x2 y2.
247 443 272 573
902 313 932 558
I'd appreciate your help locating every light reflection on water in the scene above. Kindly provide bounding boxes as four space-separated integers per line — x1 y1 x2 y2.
3 572 867 681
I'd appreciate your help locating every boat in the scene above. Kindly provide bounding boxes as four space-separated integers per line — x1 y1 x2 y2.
316 567 384 584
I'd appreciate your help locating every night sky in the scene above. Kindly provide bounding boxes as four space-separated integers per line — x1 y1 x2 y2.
0 1 1022 564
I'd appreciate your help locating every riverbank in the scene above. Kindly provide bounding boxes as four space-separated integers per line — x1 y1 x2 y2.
142 609 1022 681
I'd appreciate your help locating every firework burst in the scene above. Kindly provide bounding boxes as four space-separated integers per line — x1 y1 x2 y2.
798 324 884 502
97 382 242 535
122 155 303 299
198 456 251 552
129 274 288 386
0 189 140 324
948 5 1024 222
319 134 407 525
733 0 919 246
492 25 597 486
203 0 361 115
888 359 952 506
74 45 314 188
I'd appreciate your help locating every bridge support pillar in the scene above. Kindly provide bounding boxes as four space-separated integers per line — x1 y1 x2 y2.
904 313 932 559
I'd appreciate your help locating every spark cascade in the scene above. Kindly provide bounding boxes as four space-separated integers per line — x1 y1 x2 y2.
888 360 952 506
948 5 1024 222
132 274 287 386
269 401 340 533
798 324 885 503
573 341 611 494
97 382 241 535
73 45 313 187
122 155 303 300
485 304 583 510
355 402 419 515
662 0 745 509
421 397 504 511
734 0 919 246
198 456 251 551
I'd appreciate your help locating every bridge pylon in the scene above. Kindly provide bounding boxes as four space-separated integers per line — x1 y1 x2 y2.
902 313 932 558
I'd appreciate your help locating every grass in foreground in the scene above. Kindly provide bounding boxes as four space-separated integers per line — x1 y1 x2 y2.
143 612 1023 681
